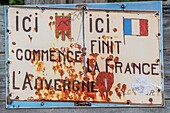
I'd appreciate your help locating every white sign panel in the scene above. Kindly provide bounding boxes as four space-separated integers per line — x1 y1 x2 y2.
84 10 162 104
6 5 163 107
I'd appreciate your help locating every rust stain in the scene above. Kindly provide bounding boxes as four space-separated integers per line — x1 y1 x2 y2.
28 73 34 81
36 62 44 72
115 83 121 99
31 51 41 65
87 58 96 73
29 42 123 102
15 96 19 100
11 50 14 53
12 42 16 45
89 53 99 60
70 43 74 48
84 92 96 101
101 56 105 60
83 76 90 82
79 54 84 65
49 21 55 30
109 64 114 72
9 31 12 34
121 84 127 97
28 35 32 43
68 37 74 42
31 59 35 64
49 22 52 30
52 21 55 26
155 59 160 63
28 96 34 101
52 65 58 74
78 71 83 80
33 27 37 32
74 43 82 51
58 69 64 78
113 36 118 38
48 22 52 30
109 91 113 96
113 28 117 32
114 83 127 99
50 16 53 20
114 56 119 62
107 55 114 59
102 35 112 40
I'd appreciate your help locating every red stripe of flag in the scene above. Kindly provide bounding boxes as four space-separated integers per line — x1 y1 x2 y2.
140 19 148 36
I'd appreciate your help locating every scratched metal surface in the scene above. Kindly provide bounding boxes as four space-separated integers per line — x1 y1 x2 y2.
1 0 170 112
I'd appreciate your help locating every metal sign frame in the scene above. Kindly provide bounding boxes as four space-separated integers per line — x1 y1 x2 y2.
5 1 164 108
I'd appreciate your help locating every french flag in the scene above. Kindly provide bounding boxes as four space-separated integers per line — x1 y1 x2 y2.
123 18 148 36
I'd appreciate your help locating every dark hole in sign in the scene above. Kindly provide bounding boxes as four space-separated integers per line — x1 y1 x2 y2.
149 98 153 104
41 102 44 106
158 88 161 93
15 96 19 100
127 100 131 104
121 4 125 9
75 102 91 106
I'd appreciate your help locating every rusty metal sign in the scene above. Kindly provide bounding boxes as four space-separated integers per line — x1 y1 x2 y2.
5 1 164 108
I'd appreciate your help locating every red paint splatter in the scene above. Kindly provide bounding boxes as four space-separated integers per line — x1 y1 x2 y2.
95 72 114 100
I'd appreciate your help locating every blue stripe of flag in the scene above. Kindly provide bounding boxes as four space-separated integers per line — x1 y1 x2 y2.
124 19 132 35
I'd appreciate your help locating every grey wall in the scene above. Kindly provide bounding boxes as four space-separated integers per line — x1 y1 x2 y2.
24 0 108 4
24 0 169 4
1 0 170 112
